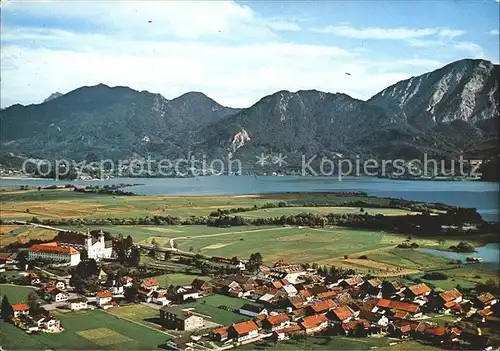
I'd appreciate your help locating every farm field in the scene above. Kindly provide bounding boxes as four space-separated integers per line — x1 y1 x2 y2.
0 309 170 350
0 226 56 248
0 284 37 303
149 273 209 286
107 304 164 331
239 335 439 350
1 188 397 220
180 294 254 325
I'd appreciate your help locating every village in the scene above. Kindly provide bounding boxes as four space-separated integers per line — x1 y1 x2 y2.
0 228 499 351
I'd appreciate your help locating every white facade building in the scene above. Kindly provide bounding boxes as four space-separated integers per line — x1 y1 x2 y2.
28 242 80 266
57 230 113 260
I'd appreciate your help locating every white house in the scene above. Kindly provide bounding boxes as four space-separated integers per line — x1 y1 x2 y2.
239 304 268 317
11 303 30 318
67 297 88 310
96 291 113 306
45 288 69 302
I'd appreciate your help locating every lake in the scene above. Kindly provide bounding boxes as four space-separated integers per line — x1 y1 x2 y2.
420 243 500 270
1 176 498 221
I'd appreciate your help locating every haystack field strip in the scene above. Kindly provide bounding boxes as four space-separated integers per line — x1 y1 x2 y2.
77 328 133 346
202 243 232 250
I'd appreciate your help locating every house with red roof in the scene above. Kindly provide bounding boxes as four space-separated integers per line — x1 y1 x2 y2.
374 299 421 318
404 283 432 300
327 305 354 323
141 279 160 291
96 291 113 307
305 299 337 315
11 303 30 318
211 327 229 342
28 242 80 266
299 314 329 334
262 313 290 331
433 288 463 312
340 319 371 337
227 320 259 342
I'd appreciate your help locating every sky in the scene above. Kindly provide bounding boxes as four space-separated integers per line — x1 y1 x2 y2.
1 0 499 108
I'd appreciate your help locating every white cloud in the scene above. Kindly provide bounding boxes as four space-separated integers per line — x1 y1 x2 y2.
309 25 465 40
0 31 423 108
487 29 500 36
0 1 483 108
453 42 486 59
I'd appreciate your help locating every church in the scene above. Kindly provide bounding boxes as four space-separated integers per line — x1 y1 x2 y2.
56 230 113 260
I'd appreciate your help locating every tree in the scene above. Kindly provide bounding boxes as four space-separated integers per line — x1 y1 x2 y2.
27 292 38 313
128 247 141 267
248 252 263 271
1 295 13 321
17 251 28 270
124 286 138 302
437 238 446 246
124 235 134 250
80 248 88 261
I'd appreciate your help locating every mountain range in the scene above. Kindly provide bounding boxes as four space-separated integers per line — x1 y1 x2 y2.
1 58 498 176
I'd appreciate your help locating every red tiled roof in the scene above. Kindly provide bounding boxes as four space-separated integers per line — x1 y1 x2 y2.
29 242 79 255
342 319 370 331
439 288 462 302
254 313 267 321
11 303 29 311
46 287 65 296
425 327 447 336
142 279 159 287
393 310 409 319
407 283 431 296
96 291 112 298
317 291 338 300
479 308 494 317
330 306 354 321
123 276 133 281
308 299 337 313
212 327 228 336
376 299 419 313
444 301 457 308
266 313 290 326
300 314 328 329
451 327 462 335
231 320 258 335
376 299 391 308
